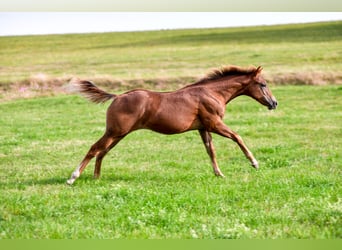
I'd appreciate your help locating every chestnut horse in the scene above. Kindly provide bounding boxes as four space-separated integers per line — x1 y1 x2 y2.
67 65 277 185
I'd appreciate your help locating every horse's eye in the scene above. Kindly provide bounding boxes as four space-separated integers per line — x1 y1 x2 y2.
260 83 267 88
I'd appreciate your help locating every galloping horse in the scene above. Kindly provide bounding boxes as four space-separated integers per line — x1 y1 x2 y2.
67 65 277 185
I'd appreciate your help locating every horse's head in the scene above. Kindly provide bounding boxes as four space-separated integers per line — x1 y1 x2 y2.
245 66 278 110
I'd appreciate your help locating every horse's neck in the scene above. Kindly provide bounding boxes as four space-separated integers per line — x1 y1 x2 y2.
207 77 246 104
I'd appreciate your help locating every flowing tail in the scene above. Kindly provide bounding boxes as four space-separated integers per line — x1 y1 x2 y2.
68 78 116 104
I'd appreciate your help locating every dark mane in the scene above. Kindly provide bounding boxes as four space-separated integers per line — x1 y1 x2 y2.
193 65 258 85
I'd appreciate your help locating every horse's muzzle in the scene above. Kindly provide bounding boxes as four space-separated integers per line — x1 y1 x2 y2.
268 99 278 110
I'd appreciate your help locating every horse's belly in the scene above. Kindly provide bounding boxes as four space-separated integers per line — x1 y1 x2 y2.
146 115 202 134
188 118 204 130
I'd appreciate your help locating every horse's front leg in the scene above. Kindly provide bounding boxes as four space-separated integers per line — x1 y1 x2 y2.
211 121 259 169
198 130 225 177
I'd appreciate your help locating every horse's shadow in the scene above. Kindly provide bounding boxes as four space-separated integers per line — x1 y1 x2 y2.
0 176 67 190
34 177 67 185
3 171 188 189
30 175 135 186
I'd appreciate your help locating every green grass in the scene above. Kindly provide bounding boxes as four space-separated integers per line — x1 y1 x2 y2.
0 20 341 239
0 21 342 85
0 85 341 238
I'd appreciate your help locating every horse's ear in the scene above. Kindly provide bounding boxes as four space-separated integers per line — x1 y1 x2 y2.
253 66 263 77
256 66 263 74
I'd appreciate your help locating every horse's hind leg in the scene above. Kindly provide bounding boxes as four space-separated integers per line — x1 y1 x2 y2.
199 130 225 177
67 132 119 185
93 135 124 179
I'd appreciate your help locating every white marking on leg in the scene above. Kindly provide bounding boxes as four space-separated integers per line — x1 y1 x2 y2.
252 159 259 169
66 165 81 185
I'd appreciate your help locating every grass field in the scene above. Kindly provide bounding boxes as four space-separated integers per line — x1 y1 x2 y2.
0 85 341 238
0 21 342 95
0 21 341 239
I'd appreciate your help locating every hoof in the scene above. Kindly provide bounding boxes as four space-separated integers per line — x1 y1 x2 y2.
66 170 80 185
251 160 259 170
66 179 75 185
214 172 225 178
